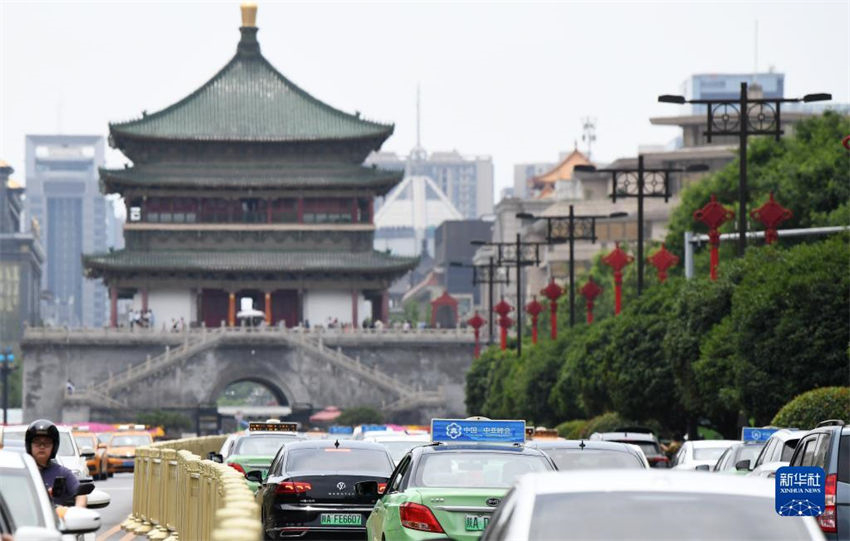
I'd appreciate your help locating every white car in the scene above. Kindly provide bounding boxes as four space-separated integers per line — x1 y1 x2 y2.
480 470 824 540
1 425 91 482
362 433 430 465
748 428 807 478
671 439 738 470
0 450 107 541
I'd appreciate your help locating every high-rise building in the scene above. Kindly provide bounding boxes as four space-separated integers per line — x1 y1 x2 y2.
367 149 494 220
0 161 43 343
25 135 108 327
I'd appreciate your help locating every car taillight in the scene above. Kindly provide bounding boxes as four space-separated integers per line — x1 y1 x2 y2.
377 483 387 494
817 473 837 534
400 502 444 533
275 481 312 494
228 462 245 474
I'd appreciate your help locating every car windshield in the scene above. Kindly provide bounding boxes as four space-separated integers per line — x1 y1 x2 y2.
693 447 729 461
75 435 97 449
544 449 644 470
378 441 427 463
110 435 152 447
615 441 659 457
97 433 112 444
414 452 551 488
0 469 45 527
285 448 392 474
233 435 299 456
734 445 764 466
4 430 75 456
528 492 812 540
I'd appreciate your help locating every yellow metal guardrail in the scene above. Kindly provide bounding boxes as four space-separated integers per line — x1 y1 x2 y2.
121 435 262 541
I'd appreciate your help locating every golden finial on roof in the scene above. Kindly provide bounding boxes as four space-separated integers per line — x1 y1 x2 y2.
241 2 257 27
7 178 23 189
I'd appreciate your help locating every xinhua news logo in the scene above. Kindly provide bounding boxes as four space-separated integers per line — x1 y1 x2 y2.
775 466 825 517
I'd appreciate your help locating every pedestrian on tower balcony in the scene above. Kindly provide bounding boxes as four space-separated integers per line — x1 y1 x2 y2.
374 319 384 331
179 317 186 331
304 319 310 329
402 320 411 332
171 318 179 332
128 309 136 329
147 309 155 328
65 379 75 395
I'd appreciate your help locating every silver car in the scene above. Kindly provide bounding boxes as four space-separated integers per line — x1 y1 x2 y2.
481 470 824 540
526 440 649 470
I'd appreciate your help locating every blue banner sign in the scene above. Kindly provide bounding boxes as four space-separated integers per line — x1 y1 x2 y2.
431 419 526 444
742 427 779 443
329 425 353 435
776 466 825 516
360 425 387 433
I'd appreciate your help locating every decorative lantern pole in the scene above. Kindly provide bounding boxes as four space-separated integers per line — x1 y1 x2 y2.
525 296 543 345
493 298 514 351
749 192 792 245
540 279 563 340
467 312 486 358
602 242 634 315
647 243 680 283
693 194 735 281
579 277 603 324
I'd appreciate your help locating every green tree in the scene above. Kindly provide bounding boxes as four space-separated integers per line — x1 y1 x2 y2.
771 387 850 429
336 406 384 426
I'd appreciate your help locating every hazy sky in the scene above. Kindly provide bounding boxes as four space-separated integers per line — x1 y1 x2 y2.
1 1 848 197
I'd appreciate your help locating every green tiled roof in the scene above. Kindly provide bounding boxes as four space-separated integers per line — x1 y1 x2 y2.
110 28 393 143
100 163 402 192
84 250 417 275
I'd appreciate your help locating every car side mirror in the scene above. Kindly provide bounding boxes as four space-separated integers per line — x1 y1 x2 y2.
60 506 102 535
735 459 751 471
244 470 264 484
76 482 95 496
694 464 711 472
87 488 111 509
80 447 95 459
355 480 379 498
207 452 224 463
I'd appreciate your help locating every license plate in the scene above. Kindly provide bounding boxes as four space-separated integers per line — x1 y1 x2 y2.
320 513 362 526
465 514 490 531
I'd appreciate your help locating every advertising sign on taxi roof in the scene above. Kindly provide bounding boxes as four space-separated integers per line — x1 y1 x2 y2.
249 422 298 432
361 424 388 433
329 425 354 434
741 427 779 443
431 419 526 444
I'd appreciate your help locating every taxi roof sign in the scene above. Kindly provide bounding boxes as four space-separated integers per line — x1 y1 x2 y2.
431 418 526 444
360 424 388 433
741 427 778 443
249 422 298 432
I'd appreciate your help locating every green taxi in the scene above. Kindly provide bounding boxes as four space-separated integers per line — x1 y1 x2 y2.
365 419 556 540
225 422 303 491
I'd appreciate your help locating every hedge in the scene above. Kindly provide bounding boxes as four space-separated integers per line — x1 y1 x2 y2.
770 387 850 429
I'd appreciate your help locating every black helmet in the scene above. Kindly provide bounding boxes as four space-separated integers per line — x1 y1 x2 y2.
25 419 60 459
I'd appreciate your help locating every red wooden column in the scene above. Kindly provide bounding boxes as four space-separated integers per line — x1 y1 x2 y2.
141 288 149 312
264 292 272 325
109 286 118 328
380 290 390 323
351 290 359 328
227 292 236 327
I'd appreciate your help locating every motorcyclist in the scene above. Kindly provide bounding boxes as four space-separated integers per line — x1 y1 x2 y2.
25 419 86 507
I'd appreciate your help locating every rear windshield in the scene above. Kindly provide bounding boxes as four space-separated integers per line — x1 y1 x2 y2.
4 430 75 456
693 447 728 461
0 469 44 527
615 441 660 457
413 452 551 488
234 435 299 456
544 449 644 470
839 435 849 483
285 448 392 474
75 435 97 449
781 440 799 462
528 492 812 540
110 435 152 448
379 441 427 463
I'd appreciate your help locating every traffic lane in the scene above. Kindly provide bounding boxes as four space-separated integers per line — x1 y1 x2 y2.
93 473 138 541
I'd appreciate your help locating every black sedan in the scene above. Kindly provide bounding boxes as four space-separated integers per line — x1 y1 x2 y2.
250 439 394 539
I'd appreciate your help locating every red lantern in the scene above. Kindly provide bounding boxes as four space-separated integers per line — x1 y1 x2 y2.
493 298 514 351
525 296 543 345
467 312 486 358
579 277 603 324
693 194 735 281
540 280 563 340
749 192 792 245
647 244 680 283
602 242 634 315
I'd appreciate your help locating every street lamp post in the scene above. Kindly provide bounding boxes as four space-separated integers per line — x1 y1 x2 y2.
451 256 510 346
659 84 831 256
472 236 546 356
517 208 627 326
575 159 707 295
